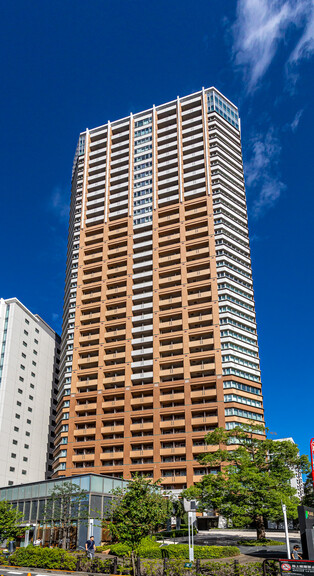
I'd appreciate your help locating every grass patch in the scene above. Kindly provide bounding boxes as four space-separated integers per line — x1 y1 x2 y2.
238 539 284 546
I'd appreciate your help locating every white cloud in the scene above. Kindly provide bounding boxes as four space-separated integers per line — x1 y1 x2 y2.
289 2 314 64
290 108 304 132
244 127 286 217
50 186 70 222
233 0 314 92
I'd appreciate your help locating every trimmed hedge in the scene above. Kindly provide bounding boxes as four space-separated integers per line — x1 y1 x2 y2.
9 546 77 570
238 539 284 547
110 542 240 560
109 543 132 557
162 545 240 559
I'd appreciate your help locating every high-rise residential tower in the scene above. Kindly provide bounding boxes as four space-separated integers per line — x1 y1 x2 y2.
0 298 60 486
53 87 264 490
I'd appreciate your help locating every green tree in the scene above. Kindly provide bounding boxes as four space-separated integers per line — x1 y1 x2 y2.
0 500 26 544
44 482 90 549
109 476 172 570
302 473 314 507
183 424 310 540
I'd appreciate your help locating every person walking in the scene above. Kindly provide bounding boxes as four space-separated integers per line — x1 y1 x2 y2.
291 545 302 559
85 535 96 560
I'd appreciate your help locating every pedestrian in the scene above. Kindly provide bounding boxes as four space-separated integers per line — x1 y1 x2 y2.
85 535 96 559
291 545 302 559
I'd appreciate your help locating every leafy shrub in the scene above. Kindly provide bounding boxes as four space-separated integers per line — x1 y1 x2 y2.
161 544 240 559
201 561 264 576
9 546 76 570
96 544 111 552
138 546 163 559
238 539 284 547
109 543 132 556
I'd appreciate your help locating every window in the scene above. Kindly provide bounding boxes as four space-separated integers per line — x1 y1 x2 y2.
25 319 29 325
28 407 32 413
9 468 15 473
13 440 18 445
33 350 37 356
20 364 25 370
22 470 27 475
11 453 16 458
35 328 39 334
24 444 29 449
26 419 31 424
14 426 19 432
23 341 27 347
31 372 35 377
24 330 28 336
19 376 24 382
30 383 34 389
21 352 26 358
25 431 30 437
17 401 21 407
18 389 23 394
23 457 28 462
29 395 33 401
34 338 38 344
32 361 36 366
15 414 20 419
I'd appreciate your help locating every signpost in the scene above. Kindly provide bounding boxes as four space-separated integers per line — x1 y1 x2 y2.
279 559 314 576
298 506 314 560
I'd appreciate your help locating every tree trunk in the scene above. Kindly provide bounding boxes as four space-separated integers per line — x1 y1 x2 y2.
255 515 266 540
131 551 136 576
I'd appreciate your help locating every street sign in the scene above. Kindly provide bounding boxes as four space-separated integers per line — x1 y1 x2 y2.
279 560 314 576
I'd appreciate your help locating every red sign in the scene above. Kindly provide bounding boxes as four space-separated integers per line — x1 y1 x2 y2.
282 564 292 572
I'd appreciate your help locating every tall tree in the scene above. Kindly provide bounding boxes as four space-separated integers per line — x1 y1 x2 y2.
183 424 309 540
109 476 172 570
44 482 90 549
0 501 26 544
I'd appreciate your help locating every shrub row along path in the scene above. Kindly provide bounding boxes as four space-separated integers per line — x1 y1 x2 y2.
192 529 301 560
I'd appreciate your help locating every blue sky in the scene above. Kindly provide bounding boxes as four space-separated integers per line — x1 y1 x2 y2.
1 0 313 459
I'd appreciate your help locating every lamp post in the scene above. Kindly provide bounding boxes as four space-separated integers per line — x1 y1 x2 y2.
310 438 314 493
184 499 196 562
282 503 291 559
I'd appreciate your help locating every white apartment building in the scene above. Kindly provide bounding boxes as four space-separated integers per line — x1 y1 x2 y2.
275 437 305 500
0 298 60 486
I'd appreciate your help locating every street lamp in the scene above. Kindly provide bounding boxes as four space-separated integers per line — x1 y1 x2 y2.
183 499 196 562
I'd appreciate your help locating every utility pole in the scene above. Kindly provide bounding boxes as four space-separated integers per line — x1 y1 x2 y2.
282 503 291 559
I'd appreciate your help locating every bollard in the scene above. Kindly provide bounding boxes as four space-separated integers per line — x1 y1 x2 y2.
113 556 118 575
136 556 141 576
196 559 200 575
234 560 240 576
163 558 168 576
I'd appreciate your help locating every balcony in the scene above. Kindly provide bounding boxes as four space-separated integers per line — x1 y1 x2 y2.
190 389 216 401
103 374 125 385
101 424 124 435
100 451 123 460
130 449 154 458
75 402 97 413
104 350 125 361
102 399 125 409
130 421 154 431
80 311 101 322
160 446 186 456
131 395 154 407
160 392 185 403
72 453 95 462
160 418 185 429
192 414 218 426
74 428 96 437
160 475 187 484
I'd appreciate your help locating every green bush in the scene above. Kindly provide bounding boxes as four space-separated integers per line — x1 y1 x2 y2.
138 546 163 559
76 555 112 573
161 544 240 559
95 544 111 552
238 539 284 547
9 546 76 570
109 543 132 556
